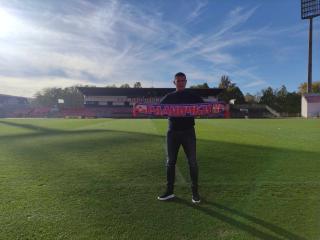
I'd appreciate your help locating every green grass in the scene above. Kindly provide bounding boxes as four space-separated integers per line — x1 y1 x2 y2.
0 118 319 240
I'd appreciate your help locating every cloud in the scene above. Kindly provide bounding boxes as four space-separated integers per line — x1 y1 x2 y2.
243 79 267 88
186 0 208 22
0 76 91 97
0 1 304 97
232 67 267 89
211 6 259 39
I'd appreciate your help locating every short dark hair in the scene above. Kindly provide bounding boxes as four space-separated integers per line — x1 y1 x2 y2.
175 72 186 78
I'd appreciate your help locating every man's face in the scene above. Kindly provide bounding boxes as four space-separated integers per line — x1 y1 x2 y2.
174 76 187 91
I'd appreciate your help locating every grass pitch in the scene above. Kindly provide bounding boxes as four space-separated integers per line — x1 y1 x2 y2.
0 118 319 240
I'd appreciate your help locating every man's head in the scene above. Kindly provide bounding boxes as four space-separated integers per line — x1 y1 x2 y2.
174 72 187 91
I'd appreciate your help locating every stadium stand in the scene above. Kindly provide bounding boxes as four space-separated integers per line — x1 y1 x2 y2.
230 104 279 118
59 108 96 118
77 87 224 118
0 94 30 118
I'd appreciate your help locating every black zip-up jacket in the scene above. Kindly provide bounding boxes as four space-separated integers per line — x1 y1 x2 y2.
160 90 204 131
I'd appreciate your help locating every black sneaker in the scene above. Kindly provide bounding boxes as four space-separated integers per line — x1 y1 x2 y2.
157 192 175 201
192 193 201 203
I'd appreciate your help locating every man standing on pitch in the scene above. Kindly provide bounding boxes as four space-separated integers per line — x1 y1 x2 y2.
157 72 204 203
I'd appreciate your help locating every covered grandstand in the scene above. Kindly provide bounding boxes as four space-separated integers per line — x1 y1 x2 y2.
0 94 30 118
77 87 224 118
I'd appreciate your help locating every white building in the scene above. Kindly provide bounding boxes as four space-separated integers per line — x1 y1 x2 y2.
301 93 320 118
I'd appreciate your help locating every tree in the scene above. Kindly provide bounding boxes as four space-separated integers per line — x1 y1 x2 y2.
33 86 84 108
105 84 117 88
190 83 209 89
226 87 245 104
62 86 84 108
219 75 236 89
275 85 288 112
259 85 300 113
285 92 301 113
120 83 131 88
259 87 276 107
244 93 258 104
33 87 64 107
133 82 142 88
298 81 320 94
217 76 245 104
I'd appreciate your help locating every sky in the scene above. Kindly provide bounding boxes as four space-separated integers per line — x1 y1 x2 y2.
0 0 319 97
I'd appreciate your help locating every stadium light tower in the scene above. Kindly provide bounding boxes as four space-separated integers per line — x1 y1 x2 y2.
301 0 320 93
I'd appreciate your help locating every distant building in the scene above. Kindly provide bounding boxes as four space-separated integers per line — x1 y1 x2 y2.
301 93 320 118
0 94 28 105
0 94 30 117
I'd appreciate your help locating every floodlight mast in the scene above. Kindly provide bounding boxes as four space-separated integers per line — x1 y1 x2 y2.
308 17 313 93
301 0 320 93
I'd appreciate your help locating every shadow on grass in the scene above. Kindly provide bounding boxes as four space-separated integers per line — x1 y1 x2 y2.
0 119 59 131
173 197 306 240
0 120 163 140
209 201 307 240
